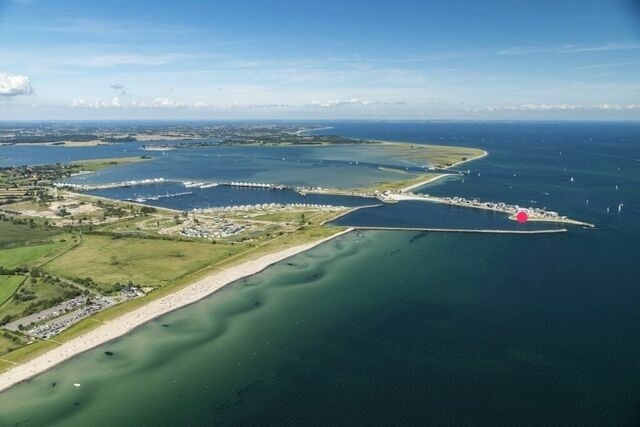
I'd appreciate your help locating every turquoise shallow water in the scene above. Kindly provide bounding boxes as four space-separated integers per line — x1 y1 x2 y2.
1 122 640 425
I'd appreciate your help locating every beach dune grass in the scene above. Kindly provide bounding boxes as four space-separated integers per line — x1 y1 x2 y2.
44 234 248 290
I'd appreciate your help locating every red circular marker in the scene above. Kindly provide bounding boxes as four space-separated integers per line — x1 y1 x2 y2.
516 211 528 223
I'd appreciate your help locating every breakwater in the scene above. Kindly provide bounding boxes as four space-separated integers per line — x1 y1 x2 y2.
352 226 568 234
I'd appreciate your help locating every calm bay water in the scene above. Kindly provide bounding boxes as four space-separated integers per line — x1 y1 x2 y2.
1 142 425 190
1 121 639 425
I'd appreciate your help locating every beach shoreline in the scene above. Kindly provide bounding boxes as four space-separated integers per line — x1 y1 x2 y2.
399 173 452 192
0 227 354 393
447 150 489 169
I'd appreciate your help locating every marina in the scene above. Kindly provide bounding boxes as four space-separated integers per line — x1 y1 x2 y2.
124 191 193 203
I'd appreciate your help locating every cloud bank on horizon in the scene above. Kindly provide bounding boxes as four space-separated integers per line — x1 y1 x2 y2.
0 0 639 120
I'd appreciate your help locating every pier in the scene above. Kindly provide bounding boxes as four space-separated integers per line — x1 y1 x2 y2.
124 191 192 203
224 181 286 190
295 186 377 198
352 226 568 234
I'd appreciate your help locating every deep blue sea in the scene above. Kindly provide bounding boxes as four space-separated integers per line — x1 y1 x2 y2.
1 121 639 426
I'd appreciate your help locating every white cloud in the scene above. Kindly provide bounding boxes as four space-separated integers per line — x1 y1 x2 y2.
0 73 34 97
70 97 404 111
310 98 404 108
191 99 405 109
593 104 640 111
474 103 640 112
147 97 184 108
72 97 122 108
71 96 187 109
192 101 299 109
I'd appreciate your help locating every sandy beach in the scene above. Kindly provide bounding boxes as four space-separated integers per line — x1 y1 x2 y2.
0 228 353 393
448 150 489 168
399 174 452 192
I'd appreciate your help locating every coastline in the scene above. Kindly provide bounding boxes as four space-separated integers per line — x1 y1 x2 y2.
0 139 490 392
0 227 354 393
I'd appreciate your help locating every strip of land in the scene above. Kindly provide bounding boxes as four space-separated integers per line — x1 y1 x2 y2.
0 227 353 393
383 193 595 227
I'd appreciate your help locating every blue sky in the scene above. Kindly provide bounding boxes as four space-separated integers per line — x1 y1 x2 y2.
1 0 639 119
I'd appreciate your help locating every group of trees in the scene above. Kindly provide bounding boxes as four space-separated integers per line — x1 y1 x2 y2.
0 268 86 326
21 288 82 317
0 266 29 276
107 280 140 295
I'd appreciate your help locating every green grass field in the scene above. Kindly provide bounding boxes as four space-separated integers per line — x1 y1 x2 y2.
0 221 61 249
0 275 25 307
0 240 71 270
45 234 248 290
